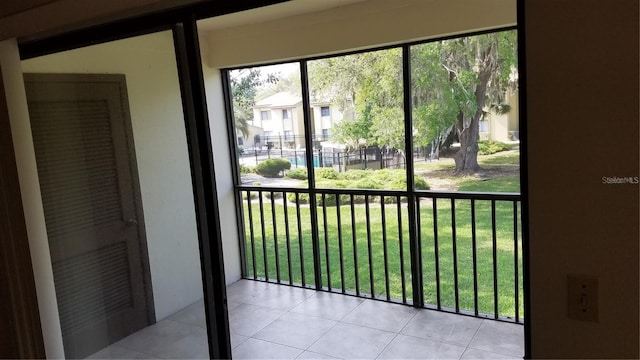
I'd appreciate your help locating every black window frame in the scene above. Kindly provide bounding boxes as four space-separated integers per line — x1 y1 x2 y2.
221 24 531 358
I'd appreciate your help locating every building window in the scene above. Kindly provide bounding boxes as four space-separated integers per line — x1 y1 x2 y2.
320 106 330 117
479 119 489 133
284 130 293 141
322 129 330 139
282 109 290 119
284 117 293 130
260 110 270 121
263 131 273 140
237 137 243 145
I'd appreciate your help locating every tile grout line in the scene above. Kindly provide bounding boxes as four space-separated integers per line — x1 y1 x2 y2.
464 320 525 358
373 307 422 360
95 343 160 359
113 337 168 359
462 318 486 358
242 290 338 358
373 332 401 360
239 337 306 358
296 301 345 357
292 292 366 358
397 306 421 335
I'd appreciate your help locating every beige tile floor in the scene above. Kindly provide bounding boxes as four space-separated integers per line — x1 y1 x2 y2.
88 280 524 359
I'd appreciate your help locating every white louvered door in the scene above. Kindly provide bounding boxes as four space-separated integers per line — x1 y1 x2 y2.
25 74 152 359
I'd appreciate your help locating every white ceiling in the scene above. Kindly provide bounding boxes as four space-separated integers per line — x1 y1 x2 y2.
198 0 368 30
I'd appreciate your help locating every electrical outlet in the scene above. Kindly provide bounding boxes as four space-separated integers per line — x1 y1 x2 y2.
567 275 599 322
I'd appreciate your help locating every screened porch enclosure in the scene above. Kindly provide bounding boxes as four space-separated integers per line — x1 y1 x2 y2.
225 28 524 326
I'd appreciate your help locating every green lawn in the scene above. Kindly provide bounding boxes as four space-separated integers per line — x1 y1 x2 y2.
241 195 524 320
479 152 520 166
413 160 453 171
414 149 520 171
458 151 520 192
413 150 520 193
458 177 520 192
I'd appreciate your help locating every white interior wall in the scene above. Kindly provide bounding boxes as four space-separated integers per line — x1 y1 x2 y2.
201 0 516 69
199 34 242 284
21 31 203 321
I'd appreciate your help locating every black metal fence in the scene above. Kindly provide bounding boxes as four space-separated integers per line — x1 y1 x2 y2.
237 186 524 324
239 146 406 172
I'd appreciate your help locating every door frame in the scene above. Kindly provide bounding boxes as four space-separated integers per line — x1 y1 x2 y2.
0 63 46 360
23 72 157 344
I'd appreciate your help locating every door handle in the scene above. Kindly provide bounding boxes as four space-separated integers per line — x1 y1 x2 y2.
126 218 138 226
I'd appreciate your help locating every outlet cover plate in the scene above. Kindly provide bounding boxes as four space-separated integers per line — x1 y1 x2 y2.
567 275 599 322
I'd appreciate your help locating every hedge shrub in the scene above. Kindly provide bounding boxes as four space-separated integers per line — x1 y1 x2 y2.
478 140 513 155
342 169 372 181
239 164 255 174
353 178 384 190
315 168 341 180
255 158 291 177
279 168 430 206
285 168 307 180
389 176 430 190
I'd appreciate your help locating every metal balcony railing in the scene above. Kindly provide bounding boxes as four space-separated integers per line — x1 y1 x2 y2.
236 186 524 324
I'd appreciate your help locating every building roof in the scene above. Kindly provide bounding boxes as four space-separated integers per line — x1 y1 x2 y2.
255 92 301 107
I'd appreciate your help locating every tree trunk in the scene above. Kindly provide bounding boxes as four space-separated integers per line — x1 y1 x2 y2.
455 129 480 172
454 44 497 174
454 111 481 173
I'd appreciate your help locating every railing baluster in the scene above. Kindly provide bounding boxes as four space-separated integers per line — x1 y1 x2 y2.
514 200 520 323
381 196 390 301
451 198 459 313
247 191 257 279
350 194 360 297
471 199 478 317
365 195 374 298
295 193 305 287
416 198 423 304
433 197 441 309
259 191 268 280
322 193 331 291
283 192 293 285
491 199 498 319
271 192 280 283
336 195 345 293
397 196 406 304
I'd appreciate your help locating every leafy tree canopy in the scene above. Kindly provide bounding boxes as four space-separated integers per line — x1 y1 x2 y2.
308 30 518 172
230 68 279 137
309 48 405 152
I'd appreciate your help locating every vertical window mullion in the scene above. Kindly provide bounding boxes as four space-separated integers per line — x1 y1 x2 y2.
221 69 248 279
300 61 322 289
173 20 231 359
402 45 423 308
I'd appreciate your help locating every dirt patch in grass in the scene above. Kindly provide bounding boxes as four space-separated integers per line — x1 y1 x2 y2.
416 149 520 191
